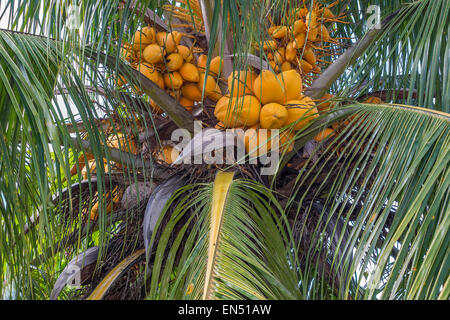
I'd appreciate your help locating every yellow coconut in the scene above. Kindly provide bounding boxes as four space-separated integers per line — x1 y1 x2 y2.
163 72 184 90
196 54 207 69
300 59 313 73
268 25 277 35
81 158 108 180
206 83 222 102
133 26 155 50
214 96 231 122
108 133 138 154
243 126 293 155
307 27 319 42
198 73 217 95
269 60 278 72
293 19 307 35
181 83 203 101
278 70 303 103
259 40 277 51
272 26 288 38
253 70 285 104
259 103 288 129
166 53 184 71
306 10 318 29
179 96 194 112
285 41 297 61
273 50 284 65
176 45 193 62
209 56 224 76
157 74 165 89
179 63 200 82
314 128 335 142
156 32 167 46
293 33 306 49
318 24 331 41
171 31 183 45
214 95 261 128
143 44 165 64
280 61 293 71
284 96 319 131
137 63 164 88
228 70 255 97
303 47 316 65
156 32 179 53
296 8 309 18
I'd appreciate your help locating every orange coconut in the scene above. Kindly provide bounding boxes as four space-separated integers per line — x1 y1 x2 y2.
228 70 256 97
198 73 217 95
179 96 194 112
133 26 155 50
284 96 319 130
181 83 203 101
163 72 184 90
214 95 261 128
176 45 193 62
293 19 307 34
166 53 184 71
285 41 296 61
253 70 285 104
143 44 165 64
260 103 288 129
303 47 316 65
206 83 222 102
272 26 288 38
136 63 164 89
278 70 303 103
300 59 313 73
179 63 200 82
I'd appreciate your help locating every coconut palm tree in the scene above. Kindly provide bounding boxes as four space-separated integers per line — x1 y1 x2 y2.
0 0 448 300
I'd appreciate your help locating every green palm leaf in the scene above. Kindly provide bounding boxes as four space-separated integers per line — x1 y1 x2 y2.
284 102 449 299
147 171 302 300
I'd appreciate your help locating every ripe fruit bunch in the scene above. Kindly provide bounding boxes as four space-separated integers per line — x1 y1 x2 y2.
214 68 320 155
258 2 346 84
118 26 224 114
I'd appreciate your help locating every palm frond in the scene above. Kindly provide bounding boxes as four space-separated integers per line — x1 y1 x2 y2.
147 171 302 300
87 248 145 300
285 102 449 299
327 0 449 111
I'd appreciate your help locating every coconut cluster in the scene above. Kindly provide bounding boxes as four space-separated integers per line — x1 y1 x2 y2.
261 4 343 80
118 26 224 114
210 4 346 154
213 68 319 155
